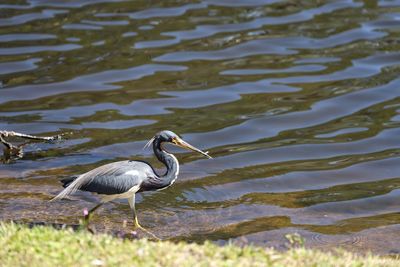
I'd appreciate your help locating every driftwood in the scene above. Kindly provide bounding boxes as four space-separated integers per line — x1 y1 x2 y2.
0 130 63 162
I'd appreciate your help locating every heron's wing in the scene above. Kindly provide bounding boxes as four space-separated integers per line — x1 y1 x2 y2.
51 160 156 201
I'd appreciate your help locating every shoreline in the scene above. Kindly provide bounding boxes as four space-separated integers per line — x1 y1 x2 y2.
1 222 398 266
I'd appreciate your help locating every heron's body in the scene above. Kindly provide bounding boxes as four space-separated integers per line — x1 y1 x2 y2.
52 130 210 238
62 161 154 194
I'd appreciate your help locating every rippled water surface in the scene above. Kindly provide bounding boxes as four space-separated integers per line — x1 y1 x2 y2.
1 0 400 254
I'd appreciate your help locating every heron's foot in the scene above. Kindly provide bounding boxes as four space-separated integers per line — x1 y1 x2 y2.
134 223 160 240
82 209 95 231
83 211 91 225
78 217 96 234
81 216 91 230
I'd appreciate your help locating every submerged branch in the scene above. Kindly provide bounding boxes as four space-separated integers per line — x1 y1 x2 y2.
0 130 62 142
0 130 64 163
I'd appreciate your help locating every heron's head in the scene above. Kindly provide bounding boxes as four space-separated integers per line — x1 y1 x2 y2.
145 130 212 159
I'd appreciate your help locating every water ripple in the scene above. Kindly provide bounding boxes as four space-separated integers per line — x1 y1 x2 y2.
0 0 399 254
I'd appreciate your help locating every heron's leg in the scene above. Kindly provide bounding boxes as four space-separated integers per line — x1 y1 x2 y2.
83 202 103 226
128 195 159 240
128 194 140 227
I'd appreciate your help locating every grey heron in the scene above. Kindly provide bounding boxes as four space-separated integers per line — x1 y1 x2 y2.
52 130 212 238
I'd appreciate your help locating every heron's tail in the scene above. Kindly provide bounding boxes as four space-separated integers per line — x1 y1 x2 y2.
50 175 81 201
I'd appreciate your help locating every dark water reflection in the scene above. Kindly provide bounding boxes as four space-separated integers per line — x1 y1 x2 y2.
1 0 400 255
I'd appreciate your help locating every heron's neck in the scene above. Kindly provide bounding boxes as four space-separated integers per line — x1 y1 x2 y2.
148 139 180 190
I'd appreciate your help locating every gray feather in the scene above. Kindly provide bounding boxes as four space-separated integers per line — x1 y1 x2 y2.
51 160 156 201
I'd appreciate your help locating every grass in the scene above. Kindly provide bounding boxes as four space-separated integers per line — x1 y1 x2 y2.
0 223 398 267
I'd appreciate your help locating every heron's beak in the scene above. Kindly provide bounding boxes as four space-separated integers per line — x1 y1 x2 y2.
173 137 212 159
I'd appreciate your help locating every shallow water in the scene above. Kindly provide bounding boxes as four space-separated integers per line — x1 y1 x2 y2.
1 0 400 255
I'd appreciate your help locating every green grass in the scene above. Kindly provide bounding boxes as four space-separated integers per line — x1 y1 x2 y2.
0 223 398 267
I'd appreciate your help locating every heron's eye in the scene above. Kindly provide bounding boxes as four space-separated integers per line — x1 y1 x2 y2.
171 137 178 144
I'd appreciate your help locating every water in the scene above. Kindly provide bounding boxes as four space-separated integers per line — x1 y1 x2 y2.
1 0 400 254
